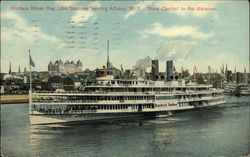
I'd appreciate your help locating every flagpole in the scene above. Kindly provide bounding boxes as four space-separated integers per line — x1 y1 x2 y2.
193 68 195 82
209 72 210 85
208 66 211 85
193 65 196 82
29 49 32 92
29 49 32 114
181 66 183 80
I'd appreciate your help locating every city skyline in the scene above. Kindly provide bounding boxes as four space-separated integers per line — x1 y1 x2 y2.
1 1 249 73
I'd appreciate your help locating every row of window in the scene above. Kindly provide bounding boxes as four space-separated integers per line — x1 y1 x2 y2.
32 104 155 112
85 87 209 92
35 96 156 101
35 94 214 102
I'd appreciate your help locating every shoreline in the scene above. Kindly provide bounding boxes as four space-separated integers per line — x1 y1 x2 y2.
0 95 28 104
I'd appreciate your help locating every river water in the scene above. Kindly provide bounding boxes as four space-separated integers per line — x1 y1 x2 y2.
1 96 249 157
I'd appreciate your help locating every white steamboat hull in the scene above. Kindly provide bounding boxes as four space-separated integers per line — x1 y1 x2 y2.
29 101 224 125
29 113 145 125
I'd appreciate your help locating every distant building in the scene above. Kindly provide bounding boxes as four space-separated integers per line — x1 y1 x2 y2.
47 76 64 89
0 85 4 94
225 70 233 82
18 65 21 73
48 60 83 74
71 77 81 88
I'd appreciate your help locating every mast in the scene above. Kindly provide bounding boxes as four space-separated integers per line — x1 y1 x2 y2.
107 40 109 64
106 40 111 68
209 72 210 85
29 49 32 92
244 66 247 83
208 66 211 85
29 49 33 114
107 40 109 68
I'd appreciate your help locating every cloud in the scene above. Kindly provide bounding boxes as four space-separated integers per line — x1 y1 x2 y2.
156 40 198 62
71 1 101 26
124 1 153 19
1 11 59 43
141 23 214 40
1 11 64 72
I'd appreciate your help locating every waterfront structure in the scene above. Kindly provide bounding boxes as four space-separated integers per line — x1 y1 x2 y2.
222 65 250 95
48 60 83 74
223 83 237 95
235 83 250 95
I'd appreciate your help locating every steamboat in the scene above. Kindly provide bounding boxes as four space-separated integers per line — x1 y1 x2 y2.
29 68 225 125
28 41 225 125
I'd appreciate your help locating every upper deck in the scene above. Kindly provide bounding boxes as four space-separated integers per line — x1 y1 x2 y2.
31 79 223 97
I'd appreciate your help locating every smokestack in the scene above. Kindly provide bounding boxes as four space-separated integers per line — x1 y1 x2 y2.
166 60 173 81
151 60 159 80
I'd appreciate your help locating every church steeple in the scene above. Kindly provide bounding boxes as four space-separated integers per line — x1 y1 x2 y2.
9 62 11 74
18 65 21 73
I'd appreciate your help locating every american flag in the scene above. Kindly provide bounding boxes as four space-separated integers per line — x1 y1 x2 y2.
29 49 35 67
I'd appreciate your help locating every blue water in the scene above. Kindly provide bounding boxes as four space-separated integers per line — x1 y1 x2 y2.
1 96 249 157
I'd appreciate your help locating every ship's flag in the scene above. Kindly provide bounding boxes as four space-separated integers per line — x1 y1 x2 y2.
29 50 35 67
222 64 224 74
220 73 226 79
220 66 223 74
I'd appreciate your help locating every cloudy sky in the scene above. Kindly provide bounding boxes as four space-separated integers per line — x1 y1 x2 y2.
1 1 249 73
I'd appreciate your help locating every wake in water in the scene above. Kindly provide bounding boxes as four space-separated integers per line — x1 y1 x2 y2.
220 102 250 108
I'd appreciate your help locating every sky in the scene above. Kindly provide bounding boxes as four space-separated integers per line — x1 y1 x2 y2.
1 1 249 73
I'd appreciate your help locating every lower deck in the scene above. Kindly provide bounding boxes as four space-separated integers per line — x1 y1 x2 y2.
29 99 225 125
